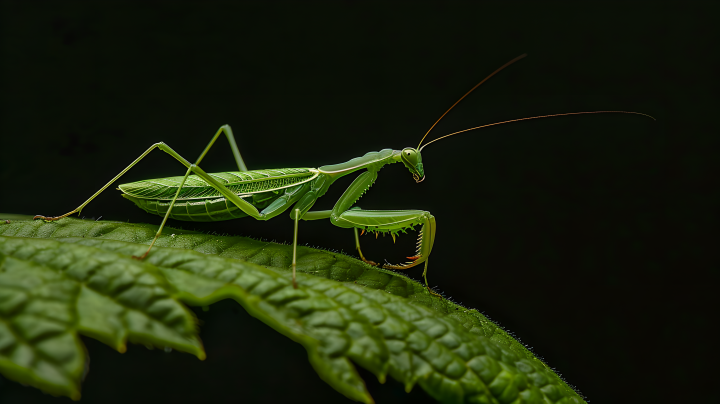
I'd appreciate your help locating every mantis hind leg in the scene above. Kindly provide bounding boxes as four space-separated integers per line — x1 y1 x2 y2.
36 125 251 260
33 141 192 221
34 124 246 222
132 124 251 259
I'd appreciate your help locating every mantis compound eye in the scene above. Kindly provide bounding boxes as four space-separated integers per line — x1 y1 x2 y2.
402 148 417 160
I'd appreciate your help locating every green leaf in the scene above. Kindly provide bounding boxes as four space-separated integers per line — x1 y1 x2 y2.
0 217 586 403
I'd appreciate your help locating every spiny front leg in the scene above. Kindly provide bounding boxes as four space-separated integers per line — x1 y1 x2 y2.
331 208 438 293
332 208 436 268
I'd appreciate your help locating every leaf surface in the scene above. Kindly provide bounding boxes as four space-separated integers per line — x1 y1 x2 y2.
0 217 585 403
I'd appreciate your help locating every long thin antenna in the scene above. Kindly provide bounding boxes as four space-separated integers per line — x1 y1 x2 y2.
417 53 527 149
419 111 655 151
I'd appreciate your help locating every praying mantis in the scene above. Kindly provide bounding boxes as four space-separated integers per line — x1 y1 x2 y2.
34 54 653 294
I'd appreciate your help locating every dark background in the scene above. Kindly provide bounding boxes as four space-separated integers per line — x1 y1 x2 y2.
0 1 716 403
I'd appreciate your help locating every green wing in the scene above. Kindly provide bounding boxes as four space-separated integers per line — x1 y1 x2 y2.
118 168 319 200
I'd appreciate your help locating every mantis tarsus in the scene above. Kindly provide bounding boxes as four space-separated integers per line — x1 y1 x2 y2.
34 54 653 294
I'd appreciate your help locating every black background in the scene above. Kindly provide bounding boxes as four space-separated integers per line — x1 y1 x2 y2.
1 2 717 403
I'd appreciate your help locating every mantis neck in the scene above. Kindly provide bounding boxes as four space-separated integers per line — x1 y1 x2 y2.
310 149 402 199
318 149 401 179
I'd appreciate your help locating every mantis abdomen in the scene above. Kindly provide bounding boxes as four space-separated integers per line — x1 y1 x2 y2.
122 195 254 222
119 168 319 222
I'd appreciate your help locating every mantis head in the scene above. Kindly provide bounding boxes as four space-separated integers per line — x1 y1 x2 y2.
400 147 425 183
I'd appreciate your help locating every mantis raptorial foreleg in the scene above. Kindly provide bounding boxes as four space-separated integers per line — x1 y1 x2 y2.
322 168 439 294
337 208 438 295
334 208 436 267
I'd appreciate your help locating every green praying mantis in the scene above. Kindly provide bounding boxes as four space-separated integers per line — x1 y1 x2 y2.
34 54 653 294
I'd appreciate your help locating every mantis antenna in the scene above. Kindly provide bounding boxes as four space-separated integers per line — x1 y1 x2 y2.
417 53 528 149
419 110 656 151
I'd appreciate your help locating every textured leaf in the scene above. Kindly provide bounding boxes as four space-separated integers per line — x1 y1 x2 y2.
0 216 586 403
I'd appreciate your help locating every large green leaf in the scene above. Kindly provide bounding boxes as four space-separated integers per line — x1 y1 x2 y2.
0 216 585 403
